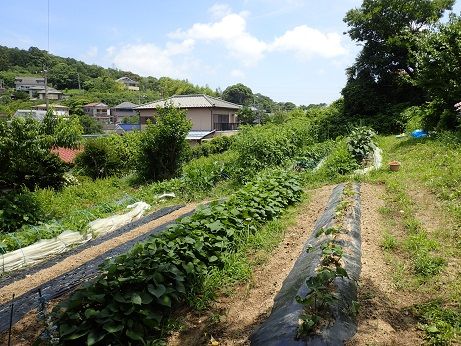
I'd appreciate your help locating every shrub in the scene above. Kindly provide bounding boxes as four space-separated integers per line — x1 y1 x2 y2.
233 116 315 177
182 151 237 191
76 133 141 180
346 126 376 164
0 117 68 191
0 189 43 233
137 105 192 181
320 140 360 178
75 138 122 179
189 135 235 160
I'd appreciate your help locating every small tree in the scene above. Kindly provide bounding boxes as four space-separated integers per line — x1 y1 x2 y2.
237 106 257 125
137 104 191 181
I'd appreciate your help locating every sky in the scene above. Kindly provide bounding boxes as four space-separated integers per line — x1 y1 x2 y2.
1 0 460 106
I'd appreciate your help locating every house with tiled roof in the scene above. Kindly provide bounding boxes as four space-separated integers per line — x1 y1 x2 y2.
136 94 241 132
50 147 83 164
111 101 139 124
83 102 111 124
116 77 139 91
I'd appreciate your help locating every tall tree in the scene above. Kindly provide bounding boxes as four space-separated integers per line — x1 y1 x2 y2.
222 83 253 105
342 0 454 122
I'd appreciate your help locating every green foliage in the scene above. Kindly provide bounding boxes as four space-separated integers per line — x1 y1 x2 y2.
54 169 302 344
342 0 454 126
415 14 461 126
401 105 427 132
236 106 257 125
413 301 461 345
76 133 140 179
78 114 103 134
75 138 124 179
297 232 349 337
233 115 316 177
319 141 360 178
293 141 334 171
0 117 68 191
189 135 235 160
137 105 192 181
346 126 376 164
222 83 253 105
181 151 237 192
0 189 43 233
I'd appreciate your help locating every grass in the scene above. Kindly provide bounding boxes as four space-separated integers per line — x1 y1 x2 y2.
362 134 461 344
0 149 241 252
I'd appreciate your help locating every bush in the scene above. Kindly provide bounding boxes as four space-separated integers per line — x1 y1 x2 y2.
346 126 376 164
233 116 316 177
182 151 237 191
137 105 192 181
0 189 43 233
0 117 68 191
76 133 141 179
320 140 360 178
189 135 235 160
75 138 123 179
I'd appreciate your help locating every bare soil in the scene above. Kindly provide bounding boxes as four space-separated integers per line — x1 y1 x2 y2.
347 183 423 346
168 185 334 346
0 204 201 346
0 203 199 305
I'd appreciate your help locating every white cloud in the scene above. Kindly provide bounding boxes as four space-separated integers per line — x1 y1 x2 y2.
107 43 187 78
208 3 233 19
269 25 346 59
105 5 348 78
170 12 267 66
170 8 346 66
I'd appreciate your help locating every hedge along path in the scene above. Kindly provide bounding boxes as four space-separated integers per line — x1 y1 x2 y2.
0 203 200 306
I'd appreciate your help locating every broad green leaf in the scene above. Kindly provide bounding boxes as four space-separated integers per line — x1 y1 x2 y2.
148 283 166 298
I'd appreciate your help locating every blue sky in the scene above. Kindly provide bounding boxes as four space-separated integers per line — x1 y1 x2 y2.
1 1 460 106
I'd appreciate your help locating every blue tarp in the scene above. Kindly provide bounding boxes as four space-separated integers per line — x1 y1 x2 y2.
411 129 428 138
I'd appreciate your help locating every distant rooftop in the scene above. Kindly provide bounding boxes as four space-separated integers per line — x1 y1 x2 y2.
113 101 139 109
186 130 216 140
136 94 241 110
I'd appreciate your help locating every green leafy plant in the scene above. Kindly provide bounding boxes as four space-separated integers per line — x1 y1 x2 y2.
54 168 302 344
137 104 192 181
346 126 376 164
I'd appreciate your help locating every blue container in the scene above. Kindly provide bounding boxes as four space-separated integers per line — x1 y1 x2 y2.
411 129 428 138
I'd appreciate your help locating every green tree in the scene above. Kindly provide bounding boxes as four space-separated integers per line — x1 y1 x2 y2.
49 62 78 89
0 117 68 191
78 114 103 134
342 0 454 122
415 14 461 125
137 104 191 181
222 83 253 105
237 106 257 125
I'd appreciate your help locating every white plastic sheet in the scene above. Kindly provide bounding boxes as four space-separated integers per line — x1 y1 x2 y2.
0 201 151 274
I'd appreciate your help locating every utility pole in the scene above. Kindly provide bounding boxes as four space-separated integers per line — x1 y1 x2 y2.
43 66 49 111
77 72 81 92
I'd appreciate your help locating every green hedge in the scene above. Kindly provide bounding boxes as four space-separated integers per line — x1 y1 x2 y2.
54 168 302 345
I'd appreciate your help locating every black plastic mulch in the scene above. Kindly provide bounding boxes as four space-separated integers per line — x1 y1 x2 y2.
0 204 184 288
250 183 362 345
0 204 195 334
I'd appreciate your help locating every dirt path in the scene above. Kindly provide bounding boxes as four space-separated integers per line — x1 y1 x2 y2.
347 183 423 345
0 203 198 305
169 185 334 346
